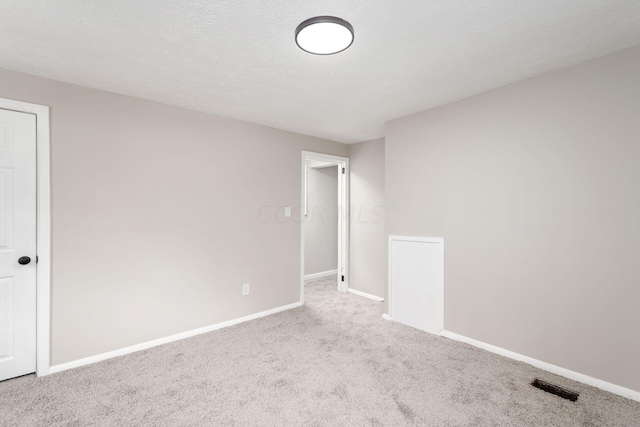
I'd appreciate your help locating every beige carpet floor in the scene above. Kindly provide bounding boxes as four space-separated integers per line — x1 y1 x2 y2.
1 275 639 426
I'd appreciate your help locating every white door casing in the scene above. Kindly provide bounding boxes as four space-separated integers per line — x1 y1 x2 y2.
300 151 349 302
0 108 37 381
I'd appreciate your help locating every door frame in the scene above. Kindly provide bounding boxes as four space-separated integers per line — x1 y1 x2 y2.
300 151 349 303
0 97 51 377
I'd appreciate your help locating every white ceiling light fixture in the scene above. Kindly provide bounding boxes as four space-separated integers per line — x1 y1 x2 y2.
295 16 354 55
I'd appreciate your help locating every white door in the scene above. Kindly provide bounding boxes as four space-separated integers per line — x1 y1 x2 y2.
0 108 37 381
389 237 444 335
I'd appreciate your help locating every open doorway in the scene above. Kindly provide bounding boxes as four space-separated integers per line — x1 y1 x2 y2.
300 151 349 304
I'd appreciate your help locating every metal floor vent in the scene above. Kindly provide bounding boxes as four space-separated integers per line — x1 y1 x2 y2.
531 379 579 402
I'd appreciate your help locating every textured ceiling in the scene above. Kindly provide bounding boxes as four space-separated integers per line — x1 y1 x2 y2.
2 1 640 143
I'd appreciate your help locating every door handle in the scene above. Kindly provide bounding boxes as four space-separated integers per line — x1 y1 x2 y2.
18 256 31 265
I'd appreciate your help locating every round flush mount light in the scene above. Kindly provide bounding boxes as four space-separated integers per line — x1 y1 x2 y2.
295 16 354 55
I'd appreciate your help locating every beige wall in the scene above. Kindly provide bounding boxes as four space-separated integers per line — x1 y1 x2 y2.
348 139 385 298
304 166 338 275
385 46 640 392
0 68 347 365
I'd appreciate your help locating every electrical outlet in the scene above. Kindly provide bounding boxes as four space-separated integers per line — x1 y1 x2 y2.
242 283 250 296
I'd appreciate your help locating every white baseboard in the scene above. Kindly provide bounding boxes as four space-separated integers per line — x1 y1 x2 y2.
382 313 393 321
49 301 303 374
440 330 640 403
348 288 384 302
304 269 338 280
